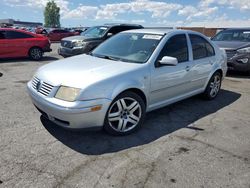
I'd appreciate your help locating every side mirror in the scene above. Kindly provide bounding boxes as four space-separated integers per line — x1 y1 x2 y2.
159 56 178 66
107 33 113 37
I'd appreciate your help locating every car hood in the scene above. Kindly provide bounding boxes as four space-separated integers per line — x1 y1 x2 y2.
213 41 250 50
62 35 99 42
36 54 142 88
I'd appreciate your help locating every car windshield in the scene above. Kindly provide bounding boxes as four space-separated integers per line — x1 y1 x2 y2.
81 26 108 38
91 33 162 64
212 30 250 42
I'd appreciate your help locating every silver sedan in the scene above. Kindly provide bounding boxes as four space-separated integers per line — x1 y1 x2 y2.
27 29 227 135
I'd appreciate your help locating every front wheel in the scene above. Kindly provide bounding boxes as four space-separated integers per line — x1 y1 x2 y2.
29 47 43 60
203 72 222 100
104 92 146 136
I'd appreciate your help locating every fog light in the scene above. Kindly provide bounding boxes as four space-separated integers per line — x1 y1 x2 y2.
237 58 248 64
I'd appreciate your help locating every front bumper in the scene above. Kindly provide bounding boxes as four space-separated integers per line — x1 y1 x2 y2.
226 51 250 72
58 46 86 57
27 81 112 129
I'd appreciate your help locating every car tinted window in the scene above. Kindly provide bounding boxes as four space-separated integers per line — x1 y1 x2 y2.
0 31 6 39
159 34 189 63
82 26 108 38
5 31 33 39
53 30 68 33
212 30 250 42
190 34 215 60
108 26 142 35
108 26 126 35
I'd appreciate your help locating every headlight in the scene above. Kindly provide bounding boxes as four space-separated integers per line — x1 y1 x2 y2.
72 40 86 47
237 47 250 53
55 86 81 102
237 58 249 64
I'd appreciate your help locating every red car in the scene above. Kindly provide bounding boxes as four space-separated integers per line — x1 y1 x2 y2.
0 28 52 60
47 29 79 41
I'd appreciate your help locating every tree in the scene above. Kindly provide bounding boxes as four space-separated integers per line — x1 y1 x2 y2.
44 0 60 28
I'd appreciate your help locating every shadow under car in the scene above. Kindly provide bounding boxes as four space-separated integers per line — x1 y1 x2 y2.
40 89 241 155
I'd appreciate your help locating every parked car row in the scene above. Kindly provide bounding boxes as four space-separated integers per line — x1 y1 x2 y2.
1 24 250 75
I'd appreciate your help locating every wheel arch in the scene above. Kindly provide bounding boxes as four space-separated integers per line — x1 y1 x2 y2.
29 46 43 52
112 88 147 107
204 68 223 91
28 46 43 54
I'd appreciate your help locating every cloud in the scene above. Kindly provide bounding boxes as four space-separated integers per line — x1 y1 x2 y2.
3 0 183 20
3 0 70 14
96 3 131 19
62 6 98 19
178 5 218 21
2 0 250 27
96 0 183 20
131 19 145 24
199 0 250 10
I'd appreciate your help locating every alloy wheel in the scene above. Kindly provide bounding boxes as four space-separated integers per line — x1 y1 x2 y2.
209 74 221 98
30 48 42 60
108 97 142 132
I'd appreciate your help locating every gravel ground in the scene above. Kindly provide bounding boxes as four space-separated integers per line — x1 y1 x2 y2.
0 43 249 188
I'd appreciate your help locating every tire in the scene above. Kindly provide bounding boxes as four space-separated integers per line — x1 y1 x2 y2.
29 47 43 60
203 72 222 100
104 91 146 136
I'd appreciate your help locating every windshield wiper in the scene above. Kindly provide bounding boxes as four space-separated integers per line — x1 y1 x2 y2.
91 54 120 61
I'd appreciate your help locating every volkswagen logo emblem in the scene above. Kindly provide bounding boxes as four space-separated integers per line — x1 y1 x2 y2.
36 80 42 91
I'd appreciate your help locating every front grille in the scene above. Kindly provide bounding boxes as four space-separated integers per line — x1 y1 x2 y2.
225 50 237 60
61 40 72 48
32 77 54 97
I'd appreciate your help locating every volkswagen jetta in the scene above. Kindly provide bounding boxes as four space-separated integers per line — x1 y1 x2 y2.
27 29 227 135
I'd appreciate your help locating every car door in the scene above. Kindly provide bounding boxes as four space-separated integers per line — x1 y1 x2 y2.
188 34 216 89
149 33 195 108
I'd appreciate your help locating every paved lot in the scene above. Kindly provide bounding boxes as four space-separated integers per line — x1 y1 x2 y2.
0 43 250 188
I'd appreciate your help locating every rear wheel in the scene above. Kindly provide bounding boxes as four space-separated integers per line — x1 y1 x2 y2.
104 92 146 136
29 47 43 60
203 72 222 100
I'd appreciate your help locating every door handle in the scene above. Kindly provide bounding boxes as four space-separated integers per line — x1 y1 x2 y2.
185 66 191 71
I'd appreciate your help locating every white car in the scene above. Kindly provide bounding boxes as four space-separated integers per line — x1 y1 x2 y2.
27 29 227 135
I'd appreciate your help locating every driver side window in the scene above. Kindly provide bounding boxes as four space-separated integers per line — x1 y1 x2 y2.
0 31 6 39
158 34 189 63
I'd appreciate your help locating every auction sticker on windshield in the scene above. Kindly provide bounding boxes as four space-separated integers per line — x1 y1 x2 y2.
100 27 108 30
142 35 162 40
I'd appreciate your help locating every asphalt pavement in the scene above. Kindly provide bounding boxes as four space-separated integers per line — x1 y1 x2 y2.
0 43 249 188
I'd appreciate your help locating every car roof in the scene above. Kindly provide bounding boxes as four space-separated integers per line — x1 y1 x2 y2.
0 28 36 35
0 28 18 31
122 28 195 35
103 23 143 28
223 28 250 31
